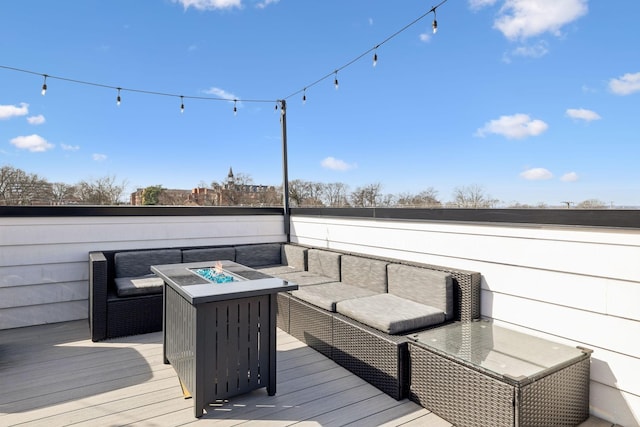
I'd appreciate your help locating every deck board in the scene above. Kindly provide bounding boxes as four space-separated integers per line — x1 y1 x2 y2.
0 321 611 426
0 321 438 426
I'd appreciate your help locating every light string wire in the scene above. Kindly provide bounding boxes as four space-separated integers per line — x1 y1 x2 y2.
0 0 448 108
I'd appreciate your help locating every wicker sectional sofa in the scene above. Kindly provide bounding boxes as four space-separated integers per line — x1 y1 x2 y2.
257 245 481 400
88 242 292 342
88 242 481 402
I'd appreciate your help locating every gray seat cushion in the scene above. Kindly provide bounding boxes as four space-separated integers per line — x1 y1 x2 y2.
307 249 341 281
258 265 304 276
182 247 235 263
387 264 454 321
336 294 445 334
114 274 164 297
281 244 308 270
275 270 337 287
340 255 388 293
291 282 379 312
114 249 182 278
235 243 282 267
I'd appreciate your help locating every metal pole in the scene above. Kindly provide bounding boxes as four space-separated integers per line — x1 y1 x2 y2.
280 100 290 241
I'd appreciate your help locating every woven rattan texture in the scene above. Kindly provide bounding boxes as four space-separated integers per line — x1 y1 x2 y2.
408 342 591 427
288 296 333 358
519 357 590 426
332 313 409 400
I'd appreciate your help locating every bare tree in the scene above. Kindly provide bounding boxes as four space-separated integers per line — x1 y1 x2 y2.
396 188 441 207
51 182 76 205
350 183 383 207
322 182 350 207
288 179 324 207
74 176 128 205
576 199 607 209
450 185 498 208
0 165 52 205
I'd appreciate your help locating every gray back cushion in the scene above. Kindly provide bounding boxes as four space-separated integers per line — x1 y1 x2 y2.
235 243 282 267
115 249 182 278
307 249 341 281
387 264 454 320
281 244 307 270
340 255 388 293
182 247 235 263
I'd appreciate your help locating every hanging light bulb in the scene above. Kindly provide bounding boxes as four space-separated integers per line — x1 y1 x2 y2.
373 51 378 67
233 99 237 116
41 75 48 96
334 71 339 90
432 9 438 34
180 96 184 113
116 88 121 106
302 88 307 104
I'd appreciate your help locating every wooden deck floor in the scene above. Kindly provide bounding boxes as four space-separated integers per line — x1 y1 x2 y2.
1 321 613 427
1 320 448 426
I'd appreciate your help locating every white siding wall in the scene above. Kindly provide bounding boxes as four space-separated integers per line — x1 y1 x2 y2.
0 215 285 330
290 215 640 427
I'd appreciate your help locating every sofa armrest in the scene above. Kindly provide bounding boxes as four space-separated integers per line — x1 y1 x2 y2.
89 251 108 341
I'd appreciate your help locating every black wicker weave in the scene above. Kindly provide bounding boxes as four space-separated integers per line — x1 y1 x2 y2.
89 251 165 341
278 247 482 401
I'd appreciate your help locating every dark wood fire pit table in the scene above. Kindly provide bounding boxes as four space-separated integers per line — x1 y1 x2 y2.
151 260 298 418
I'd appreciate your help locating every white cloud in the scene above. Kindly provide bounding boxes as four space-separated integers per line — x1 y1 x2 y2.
520 168 553 180
469 0 498 11
419 32 432 43
513 40 549 58
27 114 46 125
493 0 588 40
203 87 238 101
561 172 579 182
10 134 54 152
61 143 80 151
93 153 108 161
0 102 29 120
321 157 356 171
566 108 601 122
173 0 242 11
256 0 279 9
475 113 548 139
609 72 640 96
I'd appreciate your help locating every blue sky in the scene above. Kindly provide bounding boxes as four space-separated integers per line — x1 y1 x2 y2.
1 0 639 206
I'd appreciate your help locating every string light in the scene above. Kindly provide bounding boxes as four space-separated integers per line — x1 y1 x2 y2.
432 9 438 34
1 0 448 114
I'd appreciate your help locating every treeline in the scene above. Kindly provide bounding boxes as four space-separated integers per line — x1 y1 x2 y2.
0 165 609 208
0 165 127 205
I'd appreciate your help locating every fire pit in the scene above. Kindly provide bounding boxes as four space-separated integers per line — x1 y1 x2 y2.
191 261 236 283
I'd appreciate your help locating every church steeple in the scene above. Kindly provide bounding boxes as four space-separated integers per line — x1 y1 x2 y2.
227 167 234 185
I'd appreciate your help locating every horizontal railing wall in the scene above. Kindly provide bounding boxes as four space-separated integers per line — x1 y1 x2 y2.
0 206 285 330
290 208 640 427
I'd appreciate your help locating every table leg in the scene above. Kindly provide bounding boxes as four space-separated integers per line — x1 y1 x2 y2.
268 294 277 396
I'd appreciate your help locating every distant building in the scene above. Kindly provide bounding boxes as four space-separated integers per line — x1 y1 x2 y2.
130 167 280 206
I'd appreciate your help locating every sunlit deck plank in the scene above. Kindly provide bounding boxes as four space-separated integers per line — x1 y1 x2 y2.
0 321 610 426
0 321 435 426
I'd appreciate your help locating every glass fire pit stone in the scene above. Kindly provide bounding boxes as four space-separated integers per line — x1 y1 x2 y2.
193 267 235 283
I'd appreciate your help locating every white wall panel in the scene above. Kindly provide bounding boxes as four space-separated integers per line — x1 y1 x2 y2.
290 215 640 427
1 301 87 330
0 215 285 330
